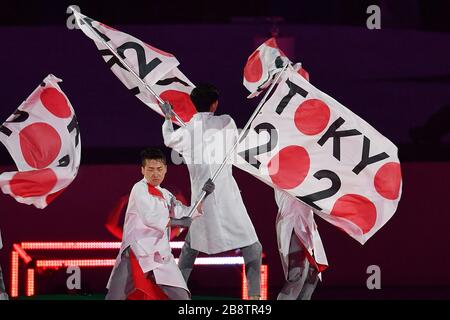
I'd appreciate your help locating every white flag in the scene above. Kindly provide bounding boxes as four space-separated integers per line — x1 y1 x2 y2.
0 75 81 209
72 10 196 124
235 69 402 244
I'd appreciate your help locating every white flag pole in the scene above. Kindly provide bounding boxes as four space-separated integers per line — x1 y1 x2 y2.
187 63 289 217
69 6 186 127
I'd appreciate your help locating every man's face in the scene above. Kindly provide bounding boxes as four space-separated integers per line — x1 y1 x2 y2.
141 159 167 186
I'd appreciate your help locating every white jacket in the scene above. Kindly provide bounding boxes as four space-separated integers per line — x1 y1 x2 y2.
107 178 196 290
163 112 259 254
274 189 328 279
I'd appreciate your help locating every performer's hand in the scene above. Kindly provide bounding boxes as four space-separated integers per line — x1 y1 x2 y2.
160 101 174 120
201 178 215 197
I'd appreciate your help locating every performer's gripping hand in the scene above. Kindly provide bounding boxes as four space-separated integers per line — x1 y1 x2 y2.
160 101 174 120
202 178 215 197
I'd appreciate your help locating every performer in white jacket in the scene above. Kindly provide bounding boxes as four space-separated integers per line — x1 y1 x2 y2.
106 148 214 300
274 189 329 300
161 84 262 299
0 229 8 300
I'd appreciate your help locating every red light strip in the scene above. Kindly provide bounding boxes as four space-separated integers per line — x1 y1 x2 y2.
12 242 267 299
36 259 116 268
20 241 185 250
13 244 32 264
26 269 35 296
36 257 246 268
242 265 268 300
10 251 18 298
175 257 245 265
261 265 268 300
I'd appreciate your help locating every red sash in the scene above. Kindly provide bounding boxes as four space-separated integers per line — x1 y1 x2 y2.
147 184 164 199
126 250 169 300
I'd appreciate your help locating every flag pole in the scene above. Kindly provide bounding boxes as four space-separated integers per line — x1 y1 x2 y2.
69 6 186 127
187 63 289 217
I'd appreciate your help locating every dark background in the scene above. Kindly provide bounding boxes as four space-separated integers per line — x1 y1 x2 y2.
0 0 449 299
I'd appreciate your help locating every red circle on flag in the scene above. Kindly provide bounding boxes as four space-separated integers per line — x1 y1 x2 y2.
244 50 263 83
40 88 72 118
298 67 310 81
294 99 330 135
374 162 402 200
20 123 62 169
265 38 286 56
144 43 174 57
10 168 58 198
268 145 310 189
331 194 377 234
265 38 278 48
160 90 197 123
45 187 67 206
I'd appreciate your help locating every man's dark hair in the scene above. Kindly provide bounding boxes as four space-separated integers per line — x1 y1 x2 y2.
140 147 166 166
190 83 219 112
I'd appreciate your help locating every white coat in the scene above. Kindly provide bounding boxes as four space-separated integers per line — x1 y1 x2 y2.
107 178 196 291
163 112 259 254
274 189 328 279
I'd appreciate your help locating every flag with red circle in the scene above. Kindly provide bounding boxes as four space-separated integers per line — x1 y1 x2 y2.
149 67 197 124
0 74 81 209
235 68 402 244
243 37 309 98
73 10 195 125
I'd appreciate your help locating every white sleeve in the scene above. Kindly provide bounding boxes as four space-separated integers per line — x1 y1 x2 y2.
133 187 168 236
162 119 185 154
172 201 190 219
226 116 238 132
168 193 199 219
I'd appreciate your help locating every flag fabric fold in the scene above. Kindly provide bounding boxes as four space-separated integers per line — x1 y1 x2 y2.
243 37 309 98
127 250 169 300
236 66 402 244
73 9 196 124
0 74 81 209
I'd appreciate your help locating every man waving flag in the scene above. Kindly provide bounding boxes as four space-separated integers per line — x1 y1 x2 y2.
72 8 196 124
236 40 402 245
